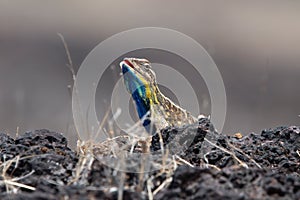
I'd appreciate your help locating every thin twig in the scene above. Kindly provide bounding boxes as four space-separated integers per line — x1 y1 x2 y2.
57 33 75 80
147 177 154 200
1 180 36 191
228 142 262 168
152 177 172 196
204 138 249 168
11 170 35 182
174 155 194 168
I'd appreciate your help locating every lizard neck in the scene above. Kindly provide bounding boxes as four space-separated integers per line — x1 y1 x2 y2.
151 84 196 127
152 84 180 114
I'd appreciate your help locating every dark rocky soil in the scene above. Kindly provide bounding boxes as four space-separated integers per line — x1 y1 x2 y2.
0 119 299 200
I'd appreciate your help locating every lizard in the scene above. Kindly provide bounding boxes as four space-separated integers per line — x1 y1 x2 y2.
119 58 197 133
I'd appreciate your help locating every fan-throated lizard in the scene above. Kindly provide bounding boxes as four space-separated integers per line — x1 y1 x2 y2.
120 58 197 133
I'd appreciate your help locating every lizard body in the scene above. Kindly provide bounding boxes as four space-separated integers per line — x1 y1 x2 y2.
120 58 196 132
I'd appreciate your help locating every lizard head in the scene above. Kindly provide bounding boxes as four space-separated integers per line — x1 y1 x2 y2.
120 58 157 85
119 58 158 123
119 58 158 96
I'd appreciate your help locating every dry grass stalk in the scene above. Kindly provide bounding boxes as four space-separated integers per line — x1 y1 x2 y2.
0 156 36 193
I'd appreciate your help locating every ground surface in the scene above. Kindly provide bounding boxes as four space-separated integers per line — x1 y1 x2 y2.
0 119 299 200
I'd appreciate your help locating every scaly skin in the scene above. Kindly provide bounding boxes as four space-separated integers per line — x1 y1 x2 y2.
120 58 196 132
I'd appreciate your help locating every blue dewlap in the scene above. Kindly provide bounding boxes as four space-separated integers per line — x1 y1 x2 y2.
122 64 151 128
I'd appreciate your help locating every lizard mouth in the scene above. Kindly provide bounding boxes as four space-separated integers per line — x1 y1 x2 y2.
120 58 150 81
120 58 144 77
120 58 135 70
123 59 135 69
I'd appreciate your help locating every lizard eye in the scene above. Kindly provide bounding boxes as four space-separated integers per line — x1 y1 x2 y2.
143 63 151 69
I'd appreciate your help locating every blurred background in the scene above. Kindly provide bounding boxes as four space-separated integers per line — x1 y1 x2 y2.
0 1 299 147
